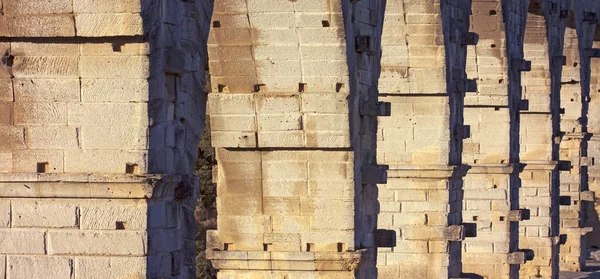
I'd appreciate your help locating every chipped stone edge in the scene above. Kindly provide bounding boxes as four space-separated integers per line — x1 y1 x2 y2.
0 173 195 199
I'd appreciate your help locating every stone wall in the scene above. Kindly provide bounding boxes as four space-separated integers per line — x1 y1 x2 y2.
205 0 387 278
0 0 212 278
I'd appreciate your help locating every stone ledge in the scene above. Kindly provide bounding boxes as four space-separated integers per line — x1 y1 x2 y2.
206 250 363 272
521 161 558 170
0 173 196 199
387 165 459 179
466 164 515 174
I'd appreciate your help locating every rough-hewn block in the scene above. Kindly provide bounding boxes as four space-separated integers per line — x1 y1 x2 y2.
67 103 148 126
81 79 148 103
80 200 147 230
48 231 147 255
13 102 67 125
73 0 142 13
0 229 45 254
0 200 9 227
12 200 77 228
7 256 72 279
12 150 64 173
75 257 146 279
13 57 78 78
26 126 78 150
79 56 149 78
7 15 75 37
13 79 80 102
64 150 147 173
80 126 148 150
75 14 143 36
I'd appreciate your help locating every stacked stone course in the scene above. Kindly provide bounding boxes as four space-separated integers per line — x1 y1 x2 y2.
6 0 600 278
0 0 213 278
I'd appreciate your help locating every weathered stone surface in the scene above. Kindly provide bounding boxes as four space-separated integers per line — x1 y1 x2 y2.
75 257 146 279
7 256 72 279
80 200 147 230
0 230 45 254
48 231 147 255
12 200 77 228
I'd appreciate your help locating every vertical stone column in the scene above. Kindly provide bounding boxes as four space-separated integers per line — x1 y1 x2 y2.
375 0 476 278
461 0 529 278
559 0 599 271
205 1 387 278
0 0 212 278
516 1 566 277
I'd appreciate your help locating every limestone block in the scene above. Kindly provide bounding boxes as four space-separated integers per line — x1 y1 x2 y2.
67 103 148 126
74 0 142 13
75 14 143 36
13 78 80 102
11 42 79 57
218 216 272 234
64 150 147 173
48 231 147 256
7 15 75 37
0 78 13 102
258 131 304 147
0 200 9 227
211 131 257 147
392 213 427 225
80 200 147 230
12 200 77 228
247 0 294 12
207 94 255 115
0 101 12 125
302 94 348 114
13 102 67 125
12 150 64 173
81 79 149 103
272 216 310 233
80 42 149 56
301 198 353 215
7 256 72 279
79 56 149 79
298 28 345 45
304 114 349 131
80 126 148 150
401 202 448 213
210 115 257 131
263 180 308 197
262 160 307 180
12 57 79 78
217 196 263 216
75 257 145 279
0 229 45 254
5 0 73 14
26 126 78 150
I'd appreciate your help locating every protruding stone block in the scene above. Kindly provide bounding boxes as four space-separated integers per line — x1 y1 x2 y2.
443 225 465 241
559 196 572 206
507 209 531 222
580 191 595 202
454 125 471 140
558 160 572 171
455 78 477 93
511 59 532 72
361 165 388 184
359 102 391 117
375 229 396 248
519 99 529 111
586 48 600 58
507 252 526 265
553 55 567 66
